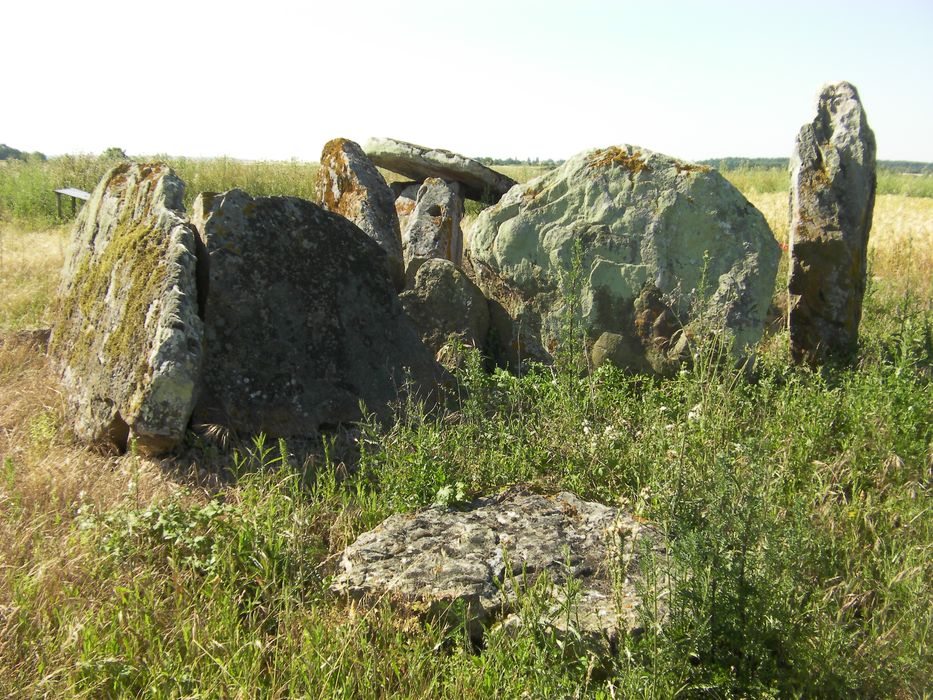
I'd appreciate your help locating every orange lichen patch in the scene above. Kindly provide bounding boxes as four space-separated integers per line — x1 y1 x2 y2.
586 147 651 176
395 199 416 217
522 184 544 205
674 161 712 175
318 138 360 212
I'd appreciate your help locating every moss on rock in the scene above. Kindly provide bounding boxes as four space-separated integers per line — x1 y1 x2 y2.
50 163 203 454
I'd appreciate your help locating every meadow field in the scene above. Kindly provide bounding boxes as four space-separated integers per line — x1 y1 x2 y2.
0 156 930 697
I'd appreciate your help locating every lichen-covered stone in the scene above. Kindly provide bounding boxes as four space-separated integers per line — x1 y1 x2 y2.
50 163 204 455
364 137 516 201
392 182 421 235
789 81 877 364
190 190 446 437
331 485 667 652
402 178 464 282
468 145 780 373
317 138 405 291
399 259 490 357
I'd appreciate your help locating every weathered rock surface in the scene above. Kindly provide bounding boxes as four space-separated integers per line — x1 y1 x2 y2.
317 138 405 291
789 81 876 364
50 163 204 455
403 178 464 281
190 190 447 436
392 182 421 235
332 485 667 650
364 137 516 201
468 146 781 373
399 259 490 357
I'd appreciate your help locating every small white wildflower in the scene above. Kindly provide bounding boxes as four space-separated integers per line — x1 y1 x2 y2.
687 403 702 422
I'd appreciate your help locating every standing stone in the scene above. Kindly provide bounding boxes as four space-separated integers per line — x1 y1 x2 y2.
399 259 490 357
788 81 877 364
392 182 421 234
317 138 405 291
469 145 781 374
364 137 516 201
403 178 464 282
190 190 446 437
50 163 204 455
331 485 668 653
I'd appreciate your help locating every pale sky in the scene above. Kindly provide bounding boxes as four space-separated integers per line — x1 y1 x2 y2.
3 0 931 163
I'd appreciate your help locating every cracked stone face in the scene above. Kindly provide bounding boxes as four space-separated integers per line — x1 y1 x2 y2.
50 162 203 455
317 138 405 292
331 485 668 654
467 145 780 374
189 189 448 438
788 81 877 364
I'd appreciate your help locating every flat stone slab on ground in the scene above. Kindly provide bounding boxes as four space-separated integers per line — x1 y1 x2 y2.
332 485 667 653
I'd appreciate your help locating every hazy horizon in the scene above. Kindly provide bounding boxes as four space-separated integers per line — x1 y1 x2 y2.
3 0 931 163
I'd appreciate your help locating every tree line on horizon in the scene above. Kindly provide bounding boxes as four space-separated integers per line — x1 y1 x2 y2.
3 142 932 174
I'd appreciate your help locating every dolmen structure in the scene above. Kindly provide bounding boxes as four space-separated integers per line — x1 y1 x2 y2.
50 163 446 455
50 79 876 455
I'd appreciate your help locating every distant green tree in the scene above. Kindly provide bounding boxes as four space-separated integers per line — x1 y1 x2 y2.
101 147 128 160
0 144 26 161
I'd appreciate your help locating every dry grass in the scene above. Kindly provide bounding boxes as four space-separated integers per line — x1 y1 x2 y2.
747 193 933 301
0 224 67 331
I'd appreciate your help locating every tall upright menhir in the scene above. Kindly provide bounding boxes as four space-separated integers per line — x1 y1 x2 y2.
788 81 877 364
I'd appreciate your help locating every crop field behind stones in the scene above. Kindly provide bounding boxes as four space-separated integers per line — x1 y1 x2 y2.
0 155 930 697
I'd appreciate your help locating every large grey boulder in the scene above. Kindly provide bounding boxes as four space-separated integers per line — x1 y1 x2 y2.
364 137 516 201
317 138 405 291
332 485 667 652
50 163 204 455
190 190 447 437
402 178 464 282
399 259 490 358
468 145 781 374
789 81 876 364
